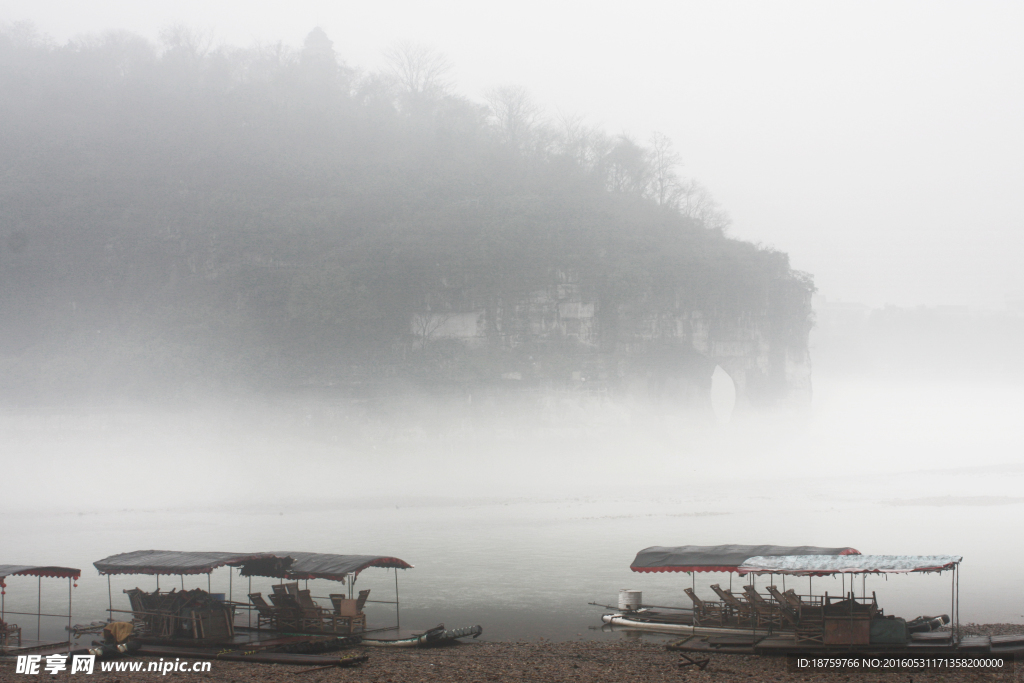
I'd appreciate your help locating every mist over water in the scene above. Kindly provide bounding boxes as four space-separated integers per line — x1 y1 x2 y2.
4 363 1022 642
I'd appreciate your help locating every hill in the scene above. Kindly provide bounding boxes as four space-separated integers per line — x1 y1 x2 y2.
0 25 814 407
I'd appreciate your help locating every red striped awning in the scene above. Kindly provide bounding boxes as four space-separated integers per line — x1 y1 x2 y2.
0 564 82 587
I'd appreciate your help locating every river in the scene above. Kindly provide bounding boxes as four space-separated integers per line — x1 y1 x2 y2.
2 374 1022 642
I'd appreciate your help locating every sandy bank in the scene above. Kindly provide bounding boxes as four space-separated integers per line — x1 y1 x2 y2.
2 626 1021 682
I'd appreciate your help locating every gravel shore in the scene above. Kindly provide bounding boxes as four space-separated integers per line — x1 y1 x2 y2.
2 626 1020 682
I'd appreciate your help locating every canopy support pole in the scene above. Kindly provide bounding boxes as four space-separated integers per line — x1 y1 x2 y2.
229 568 233 605
181 575 184 590
247 576 252 629
207 574 211 593
107 575 112 622
67 577 72 651
37 576 41 640
946 565 954 643
395 568 401 630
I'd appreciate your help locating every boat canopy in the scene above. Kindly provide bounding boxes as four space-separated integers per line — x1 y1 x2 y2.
630 545 861 573
240 552 414 582
93 550 414 581
93 551 289 576
738 554 963 575
0 564 82 587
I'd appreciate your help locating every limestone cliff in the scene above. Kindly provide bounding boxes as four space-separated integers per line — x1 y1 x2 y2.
409 270 812 409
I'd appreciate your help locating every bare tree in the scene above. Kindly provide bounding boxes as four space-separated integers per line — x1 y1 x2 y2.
678 179 731 232
241 40 295 84
158 24 215 63
648 132 683 207
410 310 456 351
555 113 611 172
383 41 452 98
485 85 541 152
601 135 652 196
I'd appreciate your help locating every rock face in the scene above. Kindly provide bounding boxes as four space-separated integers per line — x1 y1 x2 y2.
409 271 813 410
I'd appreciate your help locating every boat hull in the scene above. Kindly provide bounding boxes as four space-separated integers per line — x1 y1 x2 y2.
602 613 775 637
362 625 483 647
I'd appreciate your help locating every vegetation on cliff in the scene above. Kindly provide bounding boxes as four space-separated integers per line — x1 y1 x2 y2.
0 24 814 400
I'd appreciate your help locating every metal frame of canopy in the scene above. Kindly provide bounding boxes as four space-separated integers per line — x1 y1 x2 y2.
628 545 863 609
737 554 963 642
238 552 414 632
0 565 82 651
92 551 288 623
92 550 414 634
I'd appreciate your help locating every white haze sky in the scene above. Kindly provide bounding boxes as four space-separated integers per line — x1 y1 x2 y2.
4 0 1023 309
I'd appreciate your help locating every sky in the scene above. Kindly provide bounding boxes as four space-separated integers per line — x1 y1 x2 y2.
3 0 1022 309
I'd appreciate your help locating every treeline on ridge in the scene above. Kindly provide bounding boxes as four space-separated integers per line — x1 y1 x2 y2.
0 24 813 401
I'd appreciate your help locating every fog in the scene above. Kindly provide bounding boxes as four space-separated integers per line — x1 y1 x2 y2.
4 346 1023 639
5 1 1024 308
1 1 1023 643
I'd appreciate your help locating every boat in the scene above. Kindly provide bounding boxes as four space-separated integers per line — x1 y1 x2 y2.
0 563 82 654
91 549 482 648
602 544 859 635
600 544 1024 657
361 624 483 647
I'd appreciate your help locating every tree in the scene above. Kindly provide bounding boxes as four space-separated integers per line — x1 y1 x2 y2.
299 27 345 89
485 85 541 152
678 179 731 232
601 135 651 197
159 24 214 64
648 132 683 208
383 41 452 99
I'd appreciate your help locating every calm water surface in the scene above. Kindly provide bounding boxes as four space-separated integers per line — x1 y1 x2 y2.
3 376 1022 642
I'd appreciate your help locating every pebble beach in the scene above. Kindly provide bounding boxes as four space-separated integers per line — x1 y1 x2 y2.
2 624 1021 683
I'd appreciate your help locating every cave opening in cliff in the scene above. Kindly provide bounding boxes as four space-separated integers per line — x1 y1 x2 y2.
711 365 737 423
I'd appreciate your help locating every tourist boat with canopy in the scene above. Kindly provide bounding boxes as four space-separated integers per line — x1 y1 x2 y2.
92 549 481 649
601 544 861 635
600 543 1024 656
0 563 82 654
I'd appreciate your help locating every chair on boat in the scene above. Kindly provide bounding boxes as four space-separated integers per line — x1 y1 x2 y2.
683 588 724 626
272 582 300 597
296 590 335 631
248 593 275 630
782 589 805 608
710 584 753 625
329 594 367 634
765 585 800 624
778 588 828 643
152 589 183 638
0 618 22 647
124 588 154 636
267 592 301 631
794 597 825 644
742 586 785 628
